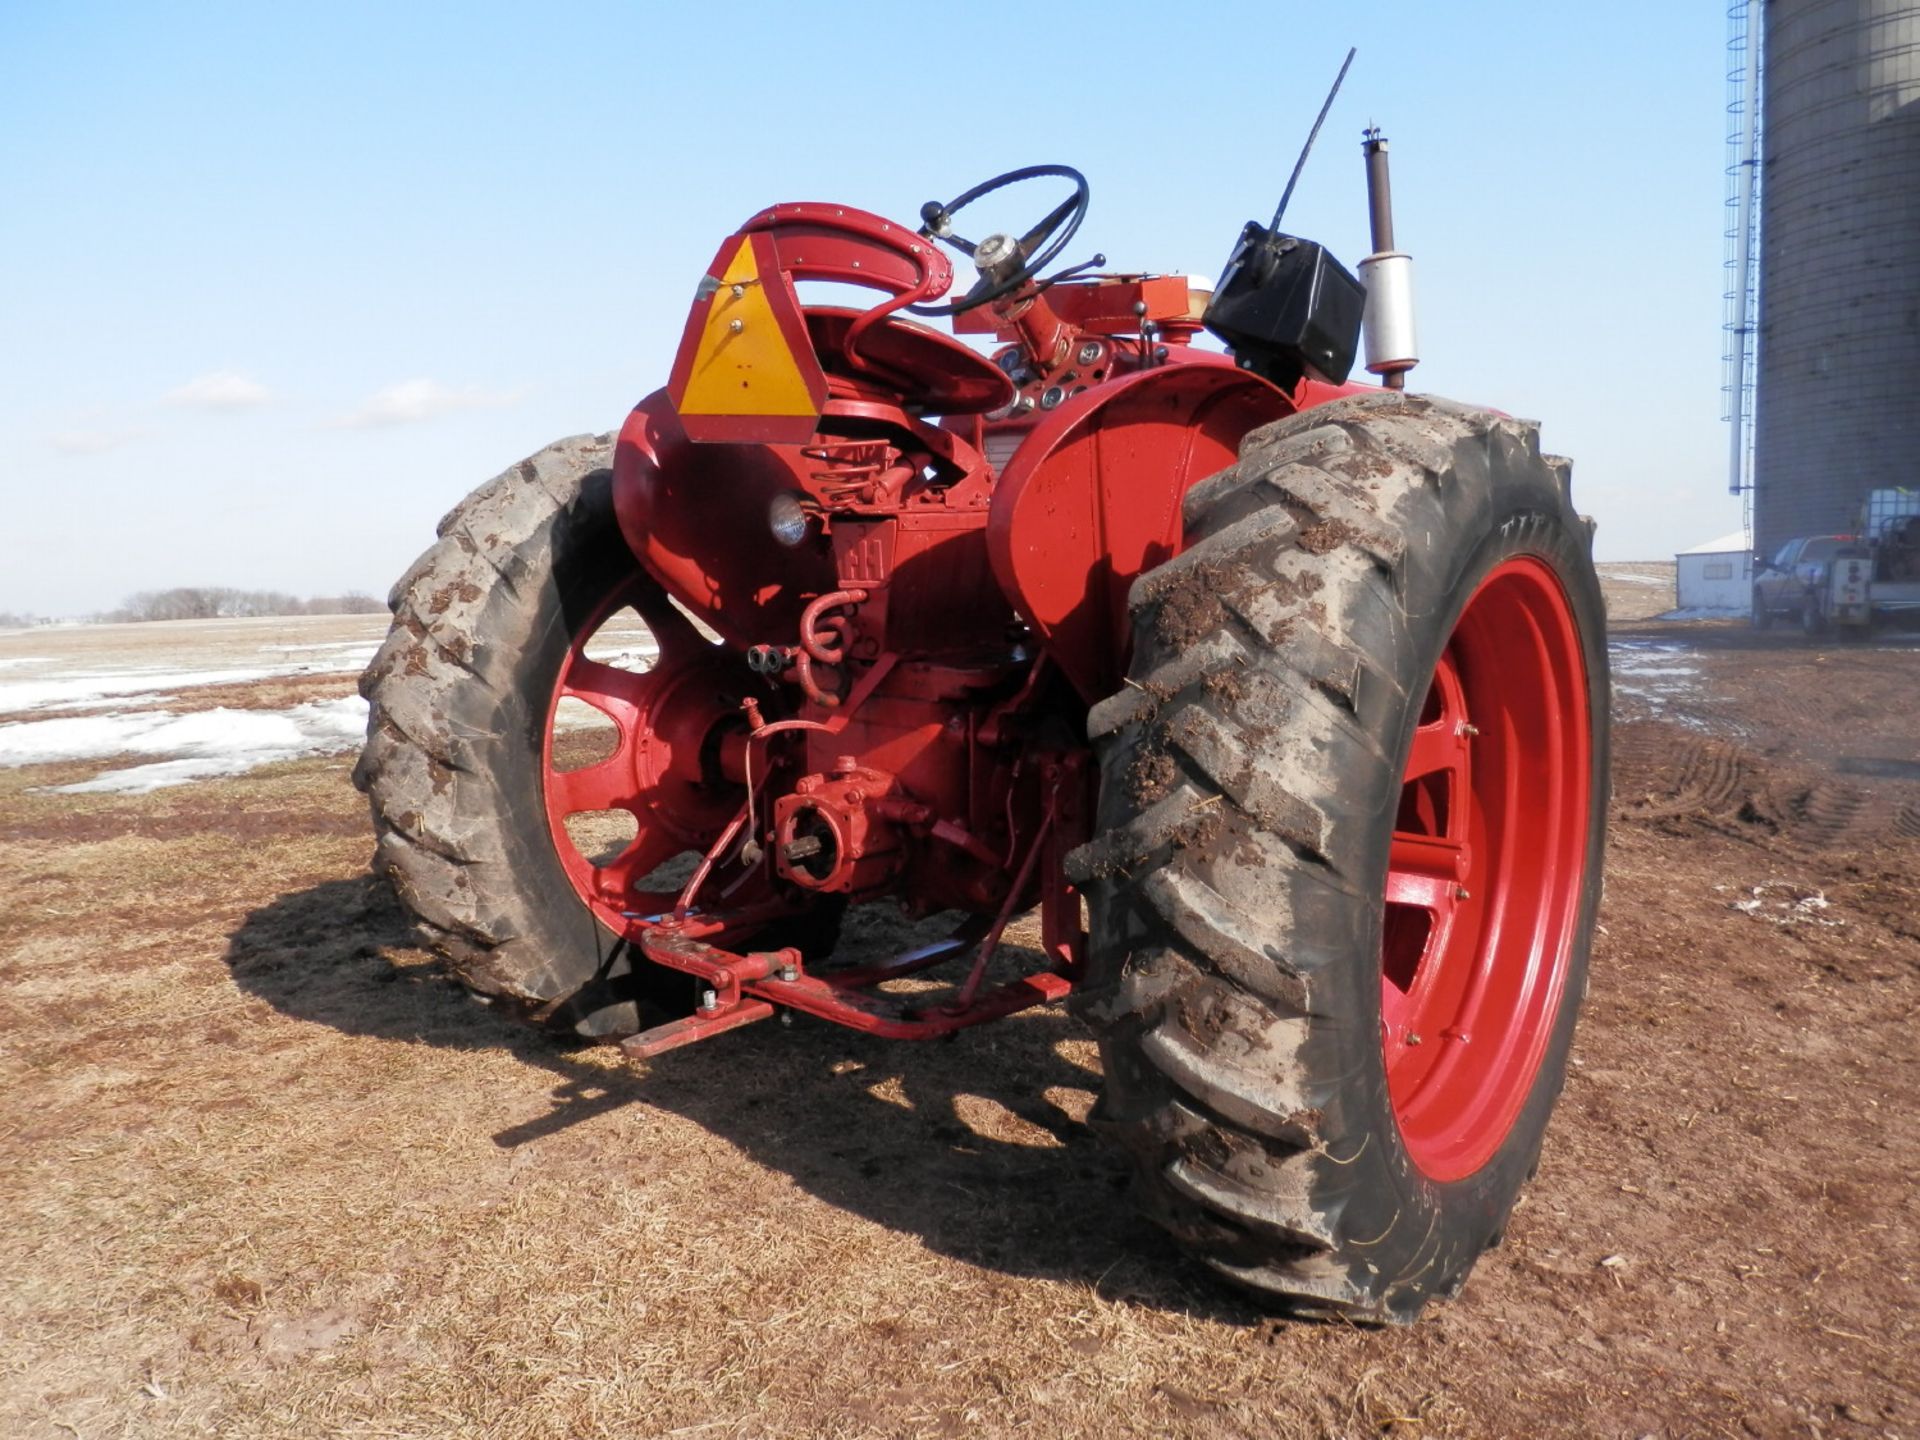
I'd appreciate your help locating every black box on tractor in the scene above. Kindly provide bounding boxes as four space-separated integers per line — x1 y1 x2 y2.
1203 224 1366 389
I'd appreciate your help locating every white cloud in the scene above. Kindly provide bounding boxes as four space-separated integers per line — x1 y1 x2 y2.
50 428 139 455
166 370 272 410
332 378 523 428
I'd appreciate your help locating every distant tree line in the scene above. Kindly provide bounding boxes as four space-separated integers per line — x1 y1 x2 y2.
0 611 43 629
106 587 386 622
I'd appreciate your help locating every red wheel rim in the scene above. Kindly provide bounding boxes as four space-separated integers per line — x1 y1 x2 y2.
540 574 746 929
1380 556 1593 1182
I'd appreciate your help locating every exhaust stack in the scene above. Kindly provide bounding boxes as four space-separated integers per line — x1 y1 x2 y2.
1358 128 1417 390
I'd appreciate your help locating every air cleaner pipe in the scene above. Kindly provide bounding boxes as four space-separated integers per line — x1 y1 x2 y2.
1364 130 1396 252
1359 127 1418 391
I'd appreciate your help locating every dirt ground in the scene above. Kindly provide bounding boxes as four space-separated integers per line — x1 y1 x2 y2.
2 592 1916 1439
1596 560 1681 623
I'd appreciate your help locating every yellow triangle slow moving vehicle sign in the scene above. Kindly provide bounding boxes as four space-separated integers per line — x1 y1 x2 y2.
667 233 828 444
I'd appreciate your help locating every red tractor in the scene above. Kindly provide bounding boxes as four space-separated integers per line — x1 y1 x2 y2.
356 145 1608 1321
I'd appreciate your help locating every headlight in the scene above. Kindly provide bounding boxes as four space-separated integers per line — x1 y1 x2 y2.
768 493 810 547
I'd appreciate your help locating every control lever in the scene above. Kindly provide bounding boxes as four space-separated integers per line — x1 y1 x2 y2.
1035 252 1107 293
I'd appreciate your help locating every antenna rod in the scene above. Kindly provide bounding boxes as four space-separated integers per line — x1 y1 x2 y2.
1271 46 1358 231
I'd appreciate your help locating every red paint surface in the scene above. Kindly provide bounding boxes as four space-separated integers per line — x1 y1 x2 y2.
1381 557 1593 1182
987 363 1294 701
578 197 1396 1053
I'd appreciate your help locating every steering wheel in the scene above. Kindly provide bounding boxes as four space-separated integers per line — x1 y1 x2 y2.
910 164 1089 317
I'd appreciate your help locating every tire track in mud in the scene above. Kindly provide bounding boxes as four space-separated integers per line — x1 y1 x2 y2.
1608 629 1920 854
1783 781 1869 848
1612 720 1896 855
1613 725 1758 829
1606 624 1920 951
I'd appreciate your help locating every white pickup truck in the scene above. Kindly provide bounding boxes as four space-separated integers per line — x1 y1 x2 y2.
1753 490 1920 638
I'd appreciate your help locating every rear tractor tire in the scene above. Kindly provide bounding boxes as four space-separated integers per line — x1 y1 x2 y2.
1071 393 1609 1322
354 435 769 1039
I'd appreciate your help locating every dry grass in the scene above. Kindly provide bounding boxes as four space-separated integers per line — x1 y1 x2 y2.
0 757 1432 1440
2 642 1917 1439
1594 562 1677 623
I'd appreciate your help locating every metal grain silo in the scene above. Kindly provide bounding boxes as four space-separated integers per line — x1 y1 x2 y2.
1751 0 1920 556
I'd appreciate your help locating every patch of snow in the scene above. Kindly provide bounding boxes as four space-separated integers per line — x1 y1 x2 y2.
1606 572 1672 587
53 756 268 793
1610 640 1695 665
257 641 380 654
1716 880 1844 929
0 657 56 670
0 648 378 714
1609 639 1715 727
553 704 612 732
583 647 659 671
0 666 286 712
0 696 368 793
1654 607 1746 621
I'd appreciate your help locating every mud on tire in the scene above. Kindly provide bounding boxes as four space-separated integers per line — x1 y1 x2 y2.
353 434 682 1039
1069 392 1610 1322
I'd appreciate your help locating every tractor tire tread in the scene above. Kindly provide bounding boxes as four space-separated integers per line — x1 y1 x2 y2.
1076 392 1606 1322
355 433 619 1019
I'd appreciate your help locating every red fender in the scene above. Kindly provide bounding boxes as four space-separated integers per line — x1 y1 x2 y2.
613 390 838 648
985 362 1297 703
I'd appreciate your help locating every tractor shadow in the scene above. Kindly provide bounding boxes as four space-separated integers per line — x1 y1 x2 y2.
223 873 1258 1321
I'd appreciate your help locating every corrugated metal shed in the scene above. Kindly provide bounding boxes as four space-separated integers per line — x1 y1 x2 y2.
1676 529 1754 611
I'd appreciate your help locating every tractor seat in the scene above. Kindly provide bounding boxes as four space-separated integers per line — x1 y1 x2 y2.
803 307 1014 417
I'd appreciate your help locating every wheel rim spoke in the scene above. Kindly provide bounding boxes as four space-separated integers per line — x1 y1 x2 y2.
1384 651 1474 1009
1404 652 1471 785
548 752 640 816
551 655 667 818
541 570 750 934
1383 832 1468 1041
1385 833 1466 912
1403 717 1469 786
558 656 653 732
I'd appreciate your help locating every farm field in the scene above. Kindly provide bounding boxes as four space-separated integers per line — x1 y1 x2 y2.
1 597 1915 1439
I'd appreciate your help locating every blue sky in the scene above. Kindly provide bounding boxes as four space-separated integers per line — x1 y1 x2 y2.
0 1 1740 617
